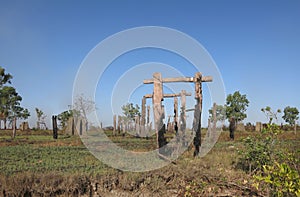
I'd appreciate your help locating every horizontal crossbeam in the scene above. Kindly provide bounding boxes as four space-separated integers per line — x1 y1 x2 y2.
144 92 192 99
143 76 212 84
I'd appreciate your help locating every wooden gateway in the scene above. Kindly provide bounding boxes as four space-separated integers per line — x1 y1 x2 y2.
143 72 212 156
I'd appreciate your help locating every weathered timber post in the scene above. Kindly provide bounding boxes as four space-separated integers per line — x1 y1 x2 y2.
144 72 212 155
79 119 83 135
122 118 126 137
207 118 211 137
85 121 88 132
167 116 172 133
135 115 140 136
52 115 58 139
113 115 116 135
212 102 217 141
141 96 146 134
255 122 262 132
12 116 16 139
152 72 166 150
147 105 150 125
118 115 121 134
180 90 187 134
174 97 178 134
71 117 75 135
193 72 202 156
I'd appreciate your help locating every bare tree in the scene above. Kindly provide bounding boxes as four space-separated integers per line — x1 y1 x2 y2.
35 108 47 130
73 94 96 130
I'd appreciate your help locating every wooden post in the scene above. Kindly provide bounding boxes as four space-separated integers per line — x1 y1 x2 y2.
79 119 83 135
118 115 121 134
71 117 75 135
143 72 212 154
152 72 165 150
174 97 178 134
141 96 146 135
193 72 202 156
113 115 116 135
12 116 16 139
167 116 172 133
147 105 150 125
122 120 126 136
180 90 187 139
135 115 140 135
85 121 88 132
212 102 217 141
52 115 58 139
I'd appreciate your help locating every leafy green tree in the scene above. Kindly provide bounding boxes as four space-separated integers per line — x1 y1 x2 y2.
10 106 30 120
282 106 299 127
209 104 226 123
0 66 30 130
0 86 22 129
225 91 249 123
58 110 73 129
261 106 281 124
0 67 12 87
121 103 140 121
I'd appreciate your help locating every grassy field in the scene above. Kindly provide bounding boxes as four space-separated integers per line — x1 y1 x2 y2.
0 129 299 196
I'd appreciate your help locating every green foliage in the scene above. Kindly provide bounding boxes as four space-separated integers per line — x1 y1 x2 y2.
0 144 107 176
58 110 73 128
0 66 13 87
237 123 300 196
121 103 140 121
282 106 299 127
35 108 44 121
225 91 249 122
261 106 281 124
10 106 30 121
238 136 272 173
237 124 282 173
0 86 29 121
0 67 30 125
0 86 22 116
254 162 300 197
208 104 226 122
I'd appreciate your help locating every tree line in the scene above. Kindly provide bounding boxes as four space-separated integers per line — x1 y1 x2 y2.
0 66 30 129
209 91 299 127
1 66 299 133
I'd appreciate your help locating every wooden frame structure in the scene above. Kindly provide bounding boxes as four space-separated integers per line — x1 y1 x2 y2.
143 72 212 156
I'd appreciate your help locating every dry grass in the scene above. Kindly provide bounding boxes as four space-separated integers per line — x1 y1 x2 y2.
0 129 299 196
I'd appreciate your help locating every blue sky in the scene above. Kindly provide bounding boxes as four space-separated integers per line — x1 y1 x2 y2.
1 0 300 128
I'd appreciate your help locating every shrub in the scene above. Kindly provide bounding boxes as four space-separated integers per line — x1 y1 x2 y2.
236 124 280 173
254 162 300 197
236 123 300 196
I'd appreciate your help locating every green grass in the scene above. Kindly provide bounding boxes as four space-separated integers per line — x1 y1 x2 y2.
0 129 299 196
0 144 111 176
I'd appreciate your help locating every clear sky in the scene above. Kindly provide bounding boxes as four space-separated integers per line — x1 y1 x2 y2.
1 0 300 128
